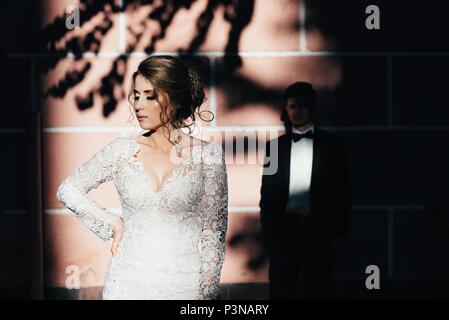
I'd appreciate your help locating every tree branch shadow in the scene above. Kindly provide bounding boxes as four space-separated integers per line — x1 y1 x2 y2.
40 0 257 117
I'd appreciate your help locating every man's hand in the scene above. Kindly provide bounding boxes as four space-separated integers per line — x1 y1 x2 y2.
111 217 124 257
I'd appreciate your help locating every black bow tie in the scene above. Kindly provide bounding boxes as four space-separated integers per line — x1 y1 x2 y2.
292 130 313 142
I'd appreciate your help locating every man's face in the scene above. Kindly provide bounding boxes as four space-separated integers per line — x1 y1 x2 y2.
285 97 312 127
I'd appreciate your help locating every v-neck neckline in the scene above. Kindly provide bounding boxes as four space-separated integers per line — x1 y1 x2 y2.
130 137 203 195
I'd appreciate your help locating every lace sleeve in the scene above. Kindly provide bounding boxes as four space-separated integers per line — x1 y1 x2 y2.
198 143 228 300
56 137 129 242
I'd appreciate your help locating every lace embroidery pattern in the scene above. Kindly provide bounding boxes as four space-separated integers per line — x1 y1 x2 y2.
56 136 228 300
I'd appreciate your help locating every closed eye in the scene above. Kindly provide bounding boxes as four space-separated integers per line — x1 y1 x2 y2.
133 95 155 101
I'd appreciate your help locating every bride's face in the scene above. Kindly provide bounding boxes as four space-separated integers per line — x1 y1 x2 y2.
132 74 170 130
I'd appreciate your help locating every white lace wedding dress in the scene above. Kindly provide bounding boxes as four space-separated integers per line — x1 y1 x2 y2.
56 135 228 300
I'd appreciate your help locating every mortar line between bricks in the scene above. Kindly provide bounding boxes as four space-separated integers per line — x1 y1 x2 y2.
30 205 427 216
299 0 308 52
31 57 37 113
10 51 449 58
43 207 261 216
36 126 449 133
387 208 395 279
118 0 126 53
387 56 393 128
0 129 29 133
4 126 449 134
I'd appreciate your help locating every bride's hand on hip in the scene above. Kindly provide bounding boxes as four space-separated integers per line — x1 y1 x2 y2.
111 217 124 256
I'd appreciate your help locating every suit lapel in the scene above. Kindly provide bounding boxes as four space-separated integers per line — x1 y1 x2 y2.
310 128 321 195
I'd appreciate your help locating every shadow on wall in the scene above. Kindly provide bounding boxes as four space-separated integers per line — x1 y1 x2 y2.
40 0 256 116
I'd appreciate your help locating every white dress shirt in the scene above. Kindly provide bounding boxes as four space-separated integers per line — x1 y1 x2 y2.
286 125 314 216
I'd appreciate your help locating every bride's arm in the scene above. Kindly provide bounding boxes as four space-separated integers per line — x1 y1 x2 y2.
56 137 127 242
198 143 228 300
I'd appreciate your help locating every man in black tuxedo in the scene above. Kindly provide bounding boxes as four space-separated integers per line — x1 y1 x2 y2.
259 82 352 299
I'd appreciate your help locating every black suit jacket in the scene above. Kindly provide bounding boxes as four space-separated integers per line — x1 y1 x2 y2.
259 127 352 252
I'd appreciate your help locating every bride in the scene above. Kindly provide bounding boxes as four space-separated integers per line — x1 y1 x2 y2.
56 55 228 300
